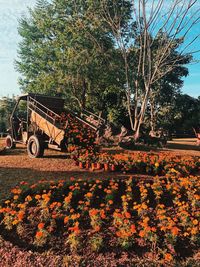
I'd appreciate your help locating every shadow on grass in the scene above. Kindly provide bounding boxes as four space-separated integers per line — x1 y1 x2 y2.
4 147 26 155
0 167 129 203
43 153 69 159
166 143 200 151
104 142 200 153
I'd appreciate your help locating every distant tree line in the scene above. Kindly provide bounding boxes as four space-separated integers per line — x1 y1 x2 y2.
0 97 16 133
1 93 199 137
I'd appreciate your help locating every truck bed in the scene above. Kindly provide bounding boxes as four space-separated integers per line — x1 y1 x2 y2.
30 110 65 145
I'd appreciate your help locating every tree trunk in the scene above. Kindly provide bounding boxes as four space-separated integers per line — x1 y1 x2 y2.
134 87 150 140
150 99 156 132
127 101 134 131
81 80 87 110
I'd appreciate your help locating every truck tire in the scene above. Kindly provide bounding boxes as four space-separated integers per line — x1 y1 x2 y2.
5 135 16 149
27 135 44 158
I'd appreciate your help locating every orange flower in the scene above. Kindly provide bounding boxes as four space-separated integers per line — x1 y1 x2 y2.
69 222 80 235
164 253 173 262
108 200 113 205
64 193 72 203
64 216 69 224
24 195 31 202
85 192 93 198
36 231 43 239
193 219 198 226
71 213 80 220
89 209 98 216
171 226 180 236
124 212 131 219
94 225 100 232
11 188 22 194
113 212 122 218
116 231 122 237
100 210 106 219
139 230 146 238
191 227 198 235
52 214 57 219
38 223 45 229
17 211 25 221
10 210 16 215
131 224 136 233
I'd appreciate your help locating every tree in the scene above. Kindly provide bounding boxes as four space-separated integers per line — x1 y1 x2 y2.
16 0 125 113
100 0 199 139
172 94 200 134
147 35 190 132
0 97 16 133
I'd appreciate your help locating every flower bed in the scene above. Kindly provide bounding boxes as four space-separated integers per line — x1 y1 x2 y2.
55 112 98 153
0 175 199 265
76 152 200 176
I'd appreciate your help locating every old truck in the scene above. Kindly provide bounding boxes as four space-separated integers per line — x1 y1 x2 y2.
5 93 103 158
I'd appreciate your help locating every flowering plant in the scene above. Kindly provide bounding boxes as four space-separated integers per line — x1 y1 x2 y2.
0 173 199 265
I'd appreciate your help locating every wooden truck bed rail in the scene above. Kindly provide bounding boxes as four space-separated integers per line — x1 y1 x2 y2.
28 97 98 146
28 97 65 145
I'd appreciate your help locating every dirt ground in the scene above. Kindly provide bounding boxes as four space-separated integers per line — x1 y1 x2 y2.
0 138 199 202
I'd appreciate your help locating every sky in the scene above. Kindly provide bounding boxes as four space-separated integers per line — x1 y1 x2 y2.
0 0 199 99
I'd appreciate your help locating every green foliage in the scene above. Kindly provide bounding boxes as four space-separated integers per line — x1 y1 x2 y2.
0 97 16 133
16 0 126 113
172 94 200 134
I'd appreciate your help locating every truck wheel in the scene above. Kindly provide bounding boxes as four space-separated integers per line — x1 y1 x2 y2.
5 135 16 149
27 135 44 158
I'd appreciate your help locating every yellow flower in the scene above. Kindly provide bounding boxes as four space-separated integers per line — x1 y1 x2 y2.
12 219 19 225
155 162 159 168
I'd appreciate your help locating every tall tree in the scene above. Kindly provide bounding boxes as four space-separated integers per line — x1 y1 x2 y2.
16 0 125 112
100 0 199 138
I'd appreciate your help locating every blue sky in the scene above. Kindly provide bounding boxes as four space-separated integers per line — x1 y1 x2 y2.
0 0 199 98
